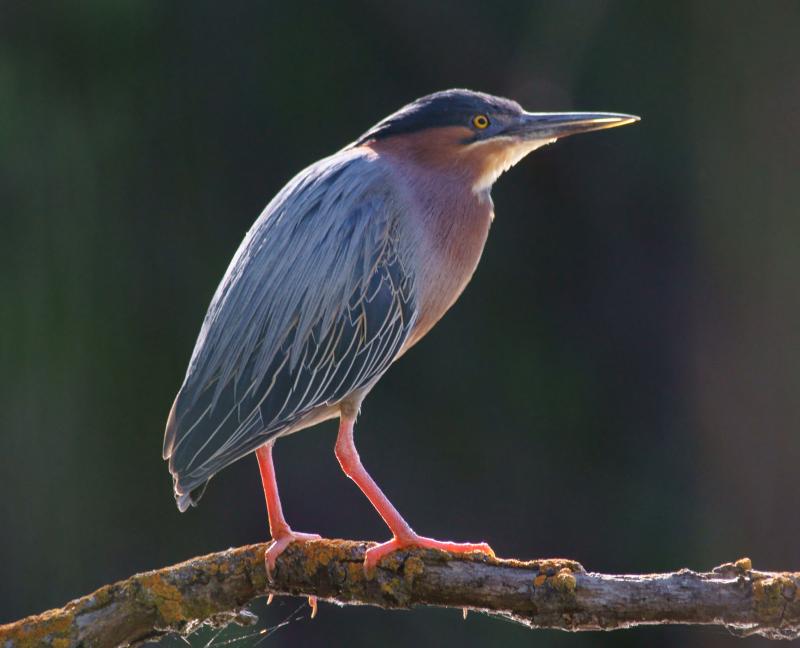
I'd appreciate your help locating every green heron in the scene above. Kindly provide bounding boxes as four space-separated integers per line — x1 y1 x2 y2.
164 89 638 575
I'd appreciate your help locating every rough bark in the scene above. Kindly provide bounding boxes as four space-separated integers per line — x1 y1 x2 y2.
1 540 798 646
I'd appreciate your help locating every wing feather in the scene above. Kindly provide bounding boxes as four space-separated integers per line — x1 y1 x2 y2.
164 148 418 509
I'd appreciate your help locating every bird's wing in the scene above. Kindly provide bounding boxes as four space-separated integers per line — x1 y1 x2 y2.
163 149 418 510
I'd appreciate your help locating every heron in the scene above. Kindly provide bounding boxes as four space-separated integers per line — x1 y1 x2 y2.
163 89 638 576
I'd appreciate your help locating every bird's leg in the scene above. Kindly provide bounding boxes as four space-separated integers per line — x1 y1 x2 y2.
255 442 321 581
334 416 494 572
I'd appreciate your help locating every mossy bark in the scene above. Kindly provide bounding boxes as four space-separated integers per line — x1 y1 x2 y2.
1 540 798 646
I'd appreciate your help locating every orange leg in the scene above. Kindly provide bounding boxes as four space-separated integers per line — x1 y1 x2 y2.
255 442 320 580
334 416 494 572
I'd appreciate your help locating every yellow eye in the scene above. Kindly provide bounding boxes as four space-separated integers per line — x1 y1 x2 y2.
472 114 490 129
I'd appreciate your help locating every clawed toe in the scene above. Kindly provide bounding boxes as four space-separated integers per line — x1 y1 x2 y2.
265 530 321 580
364 534 494 573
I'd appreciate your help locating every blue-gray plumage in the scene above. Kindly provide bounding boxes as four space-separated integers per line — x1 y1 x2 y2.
164 89 638 572
164 148 417 510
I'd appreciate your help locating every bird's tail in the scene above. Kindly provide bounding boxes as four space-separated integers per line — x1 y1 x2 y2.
163 394 210 512
175 480 209 512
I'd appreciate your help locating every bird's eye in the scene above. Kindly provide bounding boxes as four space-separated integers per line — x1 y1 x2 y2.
472 114 490 129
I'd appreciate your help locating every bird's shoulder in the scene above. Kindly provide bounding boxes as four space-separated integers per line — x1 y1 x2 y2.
260 144 404 225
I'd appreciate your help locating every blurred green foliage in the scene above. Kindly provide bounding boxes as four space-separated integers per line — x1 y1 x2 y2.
1 2 799 646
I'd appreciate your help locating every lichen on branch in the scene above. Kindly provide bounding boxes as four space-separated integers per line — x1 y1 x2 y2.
1 540 798 647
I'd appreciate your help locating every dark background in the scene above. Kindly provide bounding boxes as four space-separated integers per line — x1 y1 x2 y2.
2 1 799 646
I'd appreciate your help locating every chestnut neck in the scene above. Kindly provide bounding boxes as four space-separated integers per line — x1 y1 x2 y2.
364 131 497 348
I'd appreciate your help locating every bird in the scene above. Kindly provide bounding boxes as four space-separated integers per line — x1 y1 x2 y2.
163 89 638 575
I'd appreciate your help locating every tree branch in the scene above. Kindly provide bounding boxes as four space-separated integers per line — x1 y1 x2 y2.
1 540 798 646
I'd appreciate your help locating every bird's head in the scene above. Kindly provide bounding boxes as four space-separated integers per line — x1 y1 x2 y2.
357 89 639 193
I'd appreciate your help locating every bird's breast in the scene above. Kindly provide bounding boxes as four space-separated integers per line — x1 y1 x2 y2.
403 186 493 350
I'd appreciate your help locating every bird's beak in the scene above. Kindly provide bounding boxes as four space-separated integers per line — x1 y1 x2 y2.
507 111 640 141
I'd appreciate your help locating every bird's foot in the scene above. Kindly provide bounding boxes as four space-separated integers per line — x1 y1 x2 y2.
265 530 321 580
364 533 494 573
